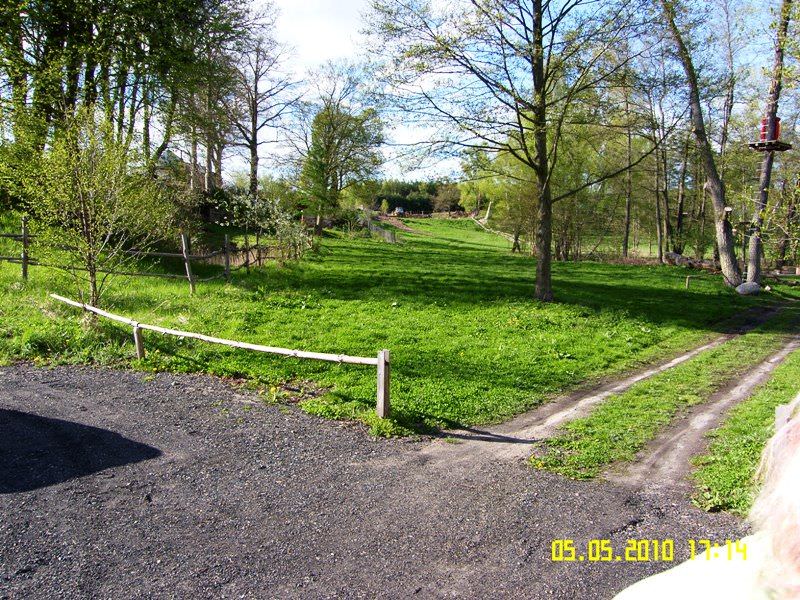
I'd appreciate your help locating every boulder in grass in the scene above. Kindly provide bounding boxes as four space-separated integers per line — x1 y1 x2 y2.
735 282 761 295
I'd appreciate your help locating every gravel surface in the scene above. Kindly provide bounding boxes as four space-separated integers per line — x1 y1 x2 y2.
0 364 747 599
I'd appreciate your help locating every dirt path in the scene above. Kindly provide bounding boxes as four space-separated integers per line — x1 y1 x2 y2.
377 215 422 233
607 336 800 490
0 364 745 599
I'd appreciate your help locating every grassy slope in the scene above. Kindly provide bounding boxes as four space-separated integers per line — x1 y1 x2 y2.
535 309 799 479
0 213 770 434
691 347 800 514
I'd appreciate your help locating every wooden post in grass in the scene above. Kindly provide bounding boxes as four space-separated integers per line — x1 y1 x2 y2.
244 234 250 274
685 275 692 289
223 234 231 282
376 349 391 418
256 232 262 266
21 216 29 281
132 323 145 359
181 233 196 295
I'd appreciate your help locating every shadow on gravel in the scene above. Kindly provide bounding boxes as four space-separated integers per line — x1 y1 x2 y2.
0 409 161 494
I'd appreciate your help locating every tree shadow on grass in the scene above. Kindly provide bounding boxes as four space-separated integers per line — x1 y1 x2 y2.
0 409 161 494
232 253 763 333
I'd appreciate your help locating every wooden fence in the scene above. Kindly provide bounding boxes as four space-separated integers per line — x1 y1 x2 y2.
0 219 273 294
50 293 391 418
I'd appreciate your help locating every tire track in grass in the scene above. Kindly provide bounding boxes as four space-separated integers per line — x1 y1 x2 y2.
691 351 800 514
531 308 799 481
606 337 800 491
404 306 782 466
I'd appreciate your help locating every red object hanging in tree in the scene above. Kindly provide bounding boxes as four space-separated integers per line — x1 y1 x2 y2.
760 117 781 142
750 116 791 151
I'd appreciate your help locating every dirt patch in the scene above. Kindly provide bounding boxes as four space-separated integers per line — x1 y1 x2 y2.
376 215 422 233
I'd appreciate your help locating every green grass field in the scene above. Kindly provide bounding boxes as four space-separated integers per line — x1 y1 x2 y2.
0 214 779 435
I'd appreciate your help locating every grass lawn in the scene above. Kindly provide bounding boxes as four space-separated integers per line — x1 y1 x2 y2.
534 308 800 479
691 346 800 514
0 213 779 435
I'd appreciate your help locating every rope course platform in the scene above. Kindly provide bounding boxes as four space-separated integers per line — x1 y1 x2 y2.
748 140 793 152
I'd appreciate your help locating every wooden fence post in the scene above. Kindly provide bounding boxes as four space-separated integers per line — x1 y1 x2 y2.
132 323 145 359
224 234 231 282
244 234 250 274
181 233 196 295
256 232 262 266
21 216 29 281
376 349 391 418
685 275 692 289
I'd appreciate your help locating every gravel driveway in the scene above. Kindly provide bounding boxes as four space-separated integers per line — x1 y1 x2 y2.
0 364 746 599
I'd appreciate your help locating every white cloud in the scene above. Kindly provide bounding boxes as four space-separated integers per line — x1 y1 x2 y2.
272 0 369 72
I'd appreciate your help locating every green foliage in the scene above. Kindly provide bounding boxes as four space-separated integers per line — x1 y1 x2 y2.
23 111 175 305
432 182 462 213
375 180 438 213
535 310 799 479
0 217 771 435
691 346 800 514
300 103 383 215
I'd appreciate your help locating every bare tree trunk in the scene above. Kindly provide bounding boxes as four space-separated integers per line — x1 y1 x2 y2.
622 91 633 258
747 0 792 284
115 66 128 140
204 138 213 193
661 146 673 252
654 154 664 263
249 142 259 198
142 83 151 158
125 73 139 147
214 142 224 189
204 80 214 192
249 88 259 197
149 93 176 169
660 0 742 286
87 256 99 307
190 124 198 191
718 0 736 182
532 0 553 301
776 181 796 269
674 132 691 254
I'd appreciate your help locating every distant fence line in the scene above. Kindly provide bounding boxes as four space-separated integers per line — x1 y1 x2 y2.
50 293 391 418
0 218 276 294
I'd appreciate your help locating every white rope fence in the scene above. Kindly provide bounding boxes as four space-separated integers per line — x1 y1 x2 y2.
50 293 391 418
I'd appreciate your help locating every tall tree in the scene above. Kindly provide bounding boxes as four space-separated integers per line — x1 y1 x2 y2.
746 0 793 284
659 0 742 286
368 0 653 300
226 30 297 198
291 64 384 231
